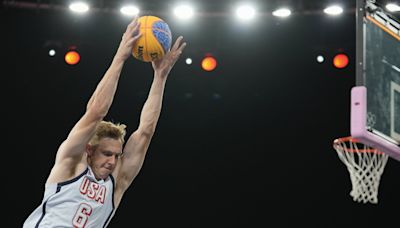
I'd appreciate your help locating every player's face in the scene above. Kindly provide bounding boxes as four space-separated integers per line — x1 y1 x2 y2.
90 137 123 180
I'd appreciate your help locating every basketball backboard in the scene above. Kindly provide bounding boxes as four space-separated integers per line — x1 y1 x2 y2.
351 0 400 160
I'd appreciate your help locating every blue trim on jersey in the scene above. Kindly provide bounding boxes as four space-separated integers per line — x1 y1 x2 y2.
34 201 47 228
103 175 115 228
110 175 115 209
34 168 90 227
57 167 89 192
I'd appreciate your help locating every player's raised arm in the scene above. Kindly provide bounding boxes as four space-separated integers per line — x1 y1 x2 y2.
113 37 186 204
46 17 142 184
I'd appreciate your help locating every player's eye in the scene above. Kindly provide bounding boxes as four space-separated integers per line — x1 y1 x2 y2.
103 151 113 157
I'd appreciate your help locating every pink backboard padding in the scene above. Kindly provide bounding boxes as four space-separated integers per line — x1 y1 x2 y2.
351 86 400 161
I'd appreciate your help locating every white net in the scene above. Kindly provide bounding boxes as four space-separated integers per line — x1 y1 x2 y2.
333 137 389 204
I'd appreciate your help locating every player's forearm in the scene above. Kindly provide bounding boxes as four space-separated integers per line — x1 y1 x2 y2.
87 57 125 117
138 76 167 135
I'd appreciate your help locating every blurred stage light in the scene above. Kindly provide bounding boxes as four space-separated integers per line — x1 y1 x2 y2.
174 5 194 19
316 55 324 63
43 40 61 58
333 53 349 69
236 5 256 21
185 58 192 65
324 5 343 15
65 50 81 65
272 8 291 18
120 5 139 16
201 56 217 72
49 49 56 57
386 3 400 12
69 1 89 13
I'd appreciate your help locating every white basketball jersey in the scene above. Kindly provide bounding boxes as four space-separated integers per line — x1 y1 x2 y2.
23 167 115 228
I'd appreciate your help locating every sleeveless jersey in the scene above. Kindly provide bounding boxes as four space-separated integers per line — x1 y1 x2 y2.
23 167 115 228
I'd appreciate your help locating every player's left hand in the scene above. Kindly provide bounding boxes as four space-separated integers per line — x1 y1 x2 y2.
152 36 187 77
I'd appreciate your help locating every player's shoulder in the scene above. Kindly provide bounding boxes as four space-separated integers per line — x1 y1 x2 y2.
46 161 88 184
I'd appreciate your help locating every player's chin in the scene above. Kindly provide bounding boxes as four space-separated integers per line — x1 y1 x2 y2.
99 167 113 177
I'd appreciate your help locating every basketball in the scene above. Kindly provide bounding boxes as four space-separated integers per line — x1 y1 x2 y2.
132 15 172 62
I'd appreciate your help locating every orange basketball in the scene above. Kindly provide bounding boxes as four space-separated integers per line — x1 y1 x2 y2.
132 15 172 62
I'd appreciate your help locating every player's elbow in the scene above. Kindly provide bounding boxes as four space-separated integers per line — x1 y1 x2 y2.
137 125 156 139
87 102 108 119
140 116 160 135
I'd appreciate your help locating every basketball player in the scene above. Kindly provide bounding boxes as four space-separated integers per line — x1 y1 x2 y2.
23 16 186 227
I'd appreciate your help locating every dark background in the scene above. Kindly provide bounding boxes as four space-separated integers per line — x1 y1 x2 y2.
3 0 400 227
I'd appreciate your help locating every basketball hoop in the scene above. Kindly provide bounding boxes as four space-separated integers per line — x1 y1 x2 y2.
333 136 389 204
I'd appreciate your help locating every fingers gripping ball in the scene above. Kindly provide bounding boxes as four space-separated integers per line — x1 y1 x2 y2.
132 16 172 62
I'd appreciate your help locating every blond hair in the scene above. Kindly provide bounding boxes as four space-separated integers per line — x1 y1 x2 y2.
88 120 127 146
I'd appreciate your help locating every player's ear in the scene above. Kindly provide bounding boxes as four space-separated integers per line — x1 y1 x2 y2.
86 144 93 156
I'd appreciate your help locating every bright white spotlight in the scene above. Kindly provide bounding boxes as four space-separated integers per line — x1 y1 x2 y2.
185 58 192 65
236 5 256 21
120 5 140 16
386 3 400 12
69 1 89 13
48 49 56 57
324 5 343 15
317 55 325 63
174 5 194 19
272 8 291 18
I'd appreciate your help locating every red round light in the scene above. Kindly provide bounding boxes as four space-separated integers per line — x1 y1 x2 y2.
65 51 80 65
333 54 349 69
201 56 217 72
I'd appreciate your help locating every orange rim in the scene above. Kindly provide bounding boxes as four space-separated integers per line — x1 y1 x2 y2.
333 136 384 154
367 15 400 41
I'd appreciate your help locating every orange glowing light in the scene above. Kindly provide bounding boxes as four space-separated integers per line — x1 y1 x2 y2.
65 51 80 65
333 54 349 69
201 56 217 72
